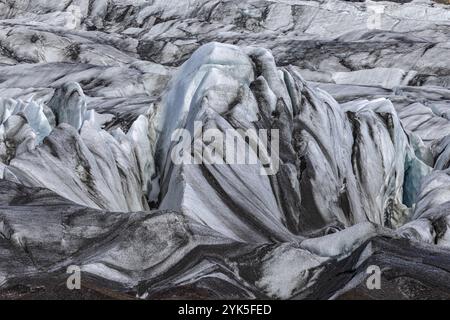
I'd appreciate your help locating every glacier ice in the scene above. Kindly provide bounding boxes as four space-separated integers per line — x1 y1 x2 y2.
0 0 450 300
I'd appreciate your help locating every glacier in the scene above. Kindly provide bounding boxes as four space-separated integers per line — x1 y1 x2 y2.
0 0 450 300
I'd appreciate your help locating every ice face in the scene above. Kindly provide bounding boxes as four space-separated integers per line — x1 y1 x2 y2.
155 43 430 241
0 98 51 143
